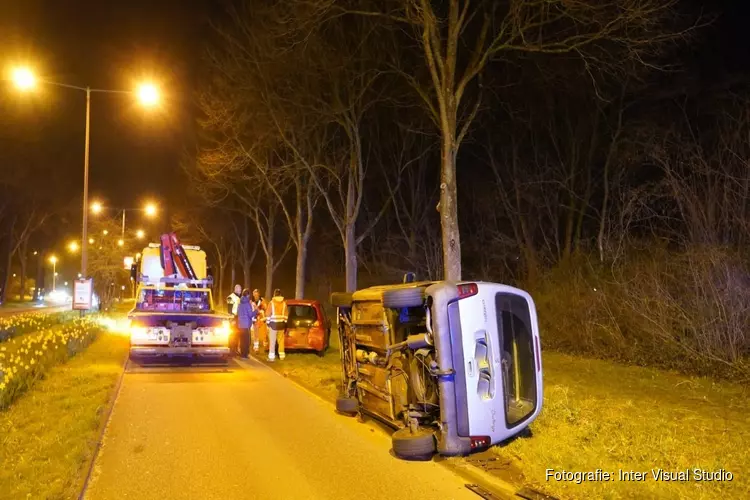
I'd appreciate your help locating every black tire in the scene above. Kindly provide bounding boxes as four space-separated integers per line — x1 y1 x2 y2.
392 428 436 460
336 396 358 415
383 288 425 309
330 292 353 308
316 345 327 357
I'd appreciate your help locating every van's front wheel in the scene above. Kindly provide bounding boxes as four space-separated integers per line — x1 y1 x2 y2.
392 428 436 461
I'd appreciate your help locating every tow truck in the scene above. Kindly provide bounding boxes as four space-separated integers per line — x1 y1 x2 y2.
128 233 232 362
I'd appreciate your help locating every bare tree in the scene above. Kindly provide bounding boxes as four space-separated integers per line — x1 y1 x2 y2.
335 0 683 280
206 1 406 292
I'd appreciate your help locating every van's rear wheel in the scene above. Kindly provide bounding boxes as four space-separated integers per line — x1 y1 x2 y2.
335 396 358 415
392 428 436 461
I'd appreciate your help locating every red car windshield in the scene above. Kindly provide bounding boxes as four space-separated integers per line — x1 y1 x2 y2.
136 288 212 313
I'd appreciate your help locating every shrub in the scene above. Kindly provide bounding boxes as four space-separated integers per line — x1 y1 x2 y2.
531 245 750 378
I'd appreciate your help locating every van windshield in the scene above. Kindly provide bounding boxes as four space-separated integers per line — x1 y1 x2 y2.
136 288 213 313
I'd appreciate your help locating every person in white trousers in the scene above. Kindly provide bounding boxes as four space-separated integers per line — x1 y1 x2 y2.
265 288 288 361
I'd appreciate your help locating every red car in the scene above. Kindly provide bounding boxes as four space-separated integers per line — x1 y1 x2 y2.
277 299 330 356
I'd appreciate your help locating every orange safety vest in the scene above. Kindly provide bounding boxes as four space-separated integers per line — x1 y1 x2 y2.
268 298 288 322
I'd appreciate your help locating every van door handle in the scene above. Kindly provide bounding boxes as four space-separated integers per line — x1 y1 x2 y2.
467 360 475 377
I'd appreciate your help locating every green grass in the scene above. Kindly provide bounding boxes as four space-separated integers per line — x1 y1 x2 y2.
0 332 129 500
257 343 749 500
495 351 750 500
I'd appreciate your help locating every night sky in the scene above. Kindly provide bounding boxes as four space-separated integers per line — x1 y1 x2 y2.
1 0 749 236
1 0 214 215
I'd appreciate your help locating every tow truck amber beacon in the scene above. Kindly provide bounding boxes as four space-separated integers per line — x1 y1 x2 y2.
127 232 233 362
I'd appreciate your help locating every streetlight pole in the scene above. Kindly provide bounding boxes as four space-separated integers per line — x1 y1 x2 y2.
121 209 126 240
10 69 161 280
82 87 91 278
52 260 57 291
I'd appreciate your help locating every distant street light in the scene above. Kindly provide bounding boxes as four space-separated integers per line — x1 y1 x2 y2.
10 67 162 280
136 229 145 239
117 239 124 247
88 238 95 244
103 229 109 236
90 201 159 239
68 241 79 253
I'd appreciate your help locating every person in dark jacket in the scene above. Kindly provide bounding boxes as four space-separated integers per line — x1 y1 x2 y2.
236 288 257 358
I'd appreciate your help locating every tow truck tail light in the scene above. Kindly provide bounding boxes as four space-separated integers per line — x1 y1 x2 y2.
457 283 478 299
312 320 321 328
470 436 491 450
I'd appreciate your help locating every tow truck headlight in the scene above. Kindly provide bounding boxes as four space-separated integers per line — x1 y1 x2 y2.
192 321 231 345
130 325 168 344
214 320 231 342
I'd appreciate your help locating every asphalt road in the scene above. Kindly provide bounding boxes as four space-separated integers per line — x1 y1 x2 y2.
83 357 478 500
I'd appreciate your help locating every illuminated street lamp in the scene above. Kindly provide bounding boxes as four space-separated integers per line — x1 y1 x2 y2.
68 241 79 253
49 255 58 290
88 238 95 244
137 83 160 107
90 201 103 214
10 66 162 279
103 229 109 236
144 202 158 217
136 229 145 239
117 239 124 247
11 67 35 90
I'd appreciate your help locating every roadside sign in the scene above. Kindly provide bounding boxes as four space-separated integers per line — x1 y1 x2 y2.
73 279 93 310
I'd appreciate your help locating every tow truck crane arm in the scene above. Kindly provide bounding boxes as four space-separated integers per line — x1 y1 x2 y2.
159 232 198 280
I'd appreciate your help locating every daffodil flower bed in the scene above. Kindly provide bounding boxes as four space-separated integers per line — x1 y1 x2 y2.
0 311 78 343
0 317 100 409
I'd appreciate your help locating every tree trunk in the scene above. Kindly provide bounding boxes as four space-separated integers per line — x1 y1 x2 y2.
243 217 251 286
344 222 357 292
264 210 275 300
295 241 307 299
440 135 462 281
19 253 27 301
1 233 13 304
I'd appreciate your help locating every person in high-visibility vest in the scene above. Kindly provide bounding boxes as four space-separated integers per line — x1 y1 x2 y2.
251 289 266 353
226 284 242 355
265 288 288 361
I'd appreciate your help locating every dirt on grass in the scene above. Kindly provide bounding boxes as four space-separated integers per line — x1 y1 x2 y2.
256 341 749 500
0 332 129 500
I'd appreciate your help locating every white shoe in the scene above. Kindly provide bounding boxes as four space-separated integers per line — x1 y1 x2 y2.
267 356 275 362
279 353 286 360
253 342 259 352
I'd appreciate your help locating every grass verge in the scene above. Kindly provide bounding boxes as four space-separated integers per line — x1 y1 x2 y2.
0 332 129 500
256 345 749 500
